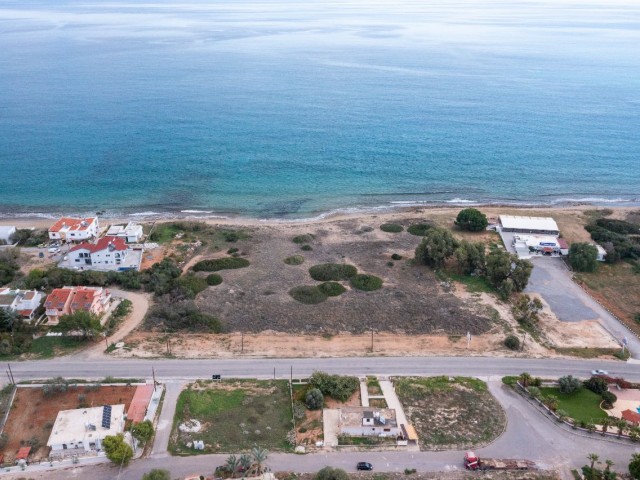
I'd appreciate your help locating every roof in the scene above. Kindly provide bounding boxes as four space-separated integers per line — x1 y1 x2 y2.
401 424 419 441
622 410 640 423
0 294 15 307
127 384 155 423
499 215 559 232
16 447 31 460
106 223 142 237
49 217 97 233
71 289 98 310
70 236 128 254
45 288 73 309
557 238 569 249
340 406 398 428
47 405 125 447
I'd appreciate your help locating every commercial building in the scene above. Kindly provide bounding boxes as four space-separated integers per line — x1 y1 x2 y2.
499 215 560 236
47 404 125 453
48 217 99 243
105 223 144 243
44 286 111 324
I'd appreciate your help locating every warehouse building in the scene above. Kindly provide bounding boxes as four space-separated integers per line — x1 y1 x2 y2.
499 215 560 236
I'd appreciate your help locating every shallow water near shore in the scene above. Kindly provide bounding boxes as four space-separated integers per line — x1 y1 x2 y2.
0 0 639 218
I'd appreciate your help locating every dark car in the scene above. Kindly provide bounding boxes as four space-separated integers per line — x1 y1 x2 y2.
357 462 373 471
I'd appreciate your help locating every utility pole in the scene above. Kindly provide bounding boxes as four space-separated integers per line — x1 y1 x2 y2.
152 366 157 391
370 326 374 352
104 334 109 349
273 367 276 380
7 363 15 385
521 332 527 351
290 365 293 384
241 330 244 354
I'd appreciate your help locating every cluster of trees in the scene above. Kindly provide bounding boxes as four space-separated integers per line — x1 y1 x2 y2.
0 308 35 356
569 243 599 272
53 311 103 340
0 250 20 286
511 294 543 331
309 371 359 402
584 453 618 480
586 218 640 263
414 227 533 299
216 447 270 478
7 228 49 247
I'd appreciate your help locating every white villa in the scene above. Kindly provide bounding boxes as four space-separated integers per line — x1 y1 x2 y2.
67 236 140 271
0 288 43 320
48 217 99 243
106 223 144 243
47 405 125 453
338 407 401 437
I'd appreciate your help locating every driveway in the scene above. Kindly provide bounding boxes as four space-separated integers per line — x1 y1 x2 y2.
322 409 340 447
525 258 640 357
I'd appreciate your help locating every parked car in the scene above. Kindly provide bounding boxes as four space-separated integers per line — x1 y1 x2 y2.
48 247 60 253
357 462 373 471
591 369 608 376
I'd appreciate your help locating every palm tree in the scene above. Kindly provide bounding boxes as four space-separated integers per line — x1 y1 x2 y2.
587 453 599 470
604 459 614 473
616 419 628 437
601 417 611 435
251 446 269 475
225 455 239 478
519 372 532 388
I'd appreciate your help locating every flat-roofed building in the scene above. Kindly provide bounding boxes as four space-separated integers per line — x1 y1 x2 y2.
339 407 401 437
499 215 560 236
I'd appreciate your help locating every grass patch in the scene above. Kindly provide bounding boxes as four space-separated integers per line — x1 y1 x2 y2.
555 347 626 360
395 376 504 450
205 273 223 286
368 398 387 408
289 286 328 304
338 435 396 445
350 274 383 291
192 257 250 272
27 336 85 359
380 223 404 233
317 282 346 297
170 380 293 454
292 234 315 244
309 263 358 281
539 387 607 424
284 255 305 266
443 271 495 293
407 224 433 236
366 377 381 395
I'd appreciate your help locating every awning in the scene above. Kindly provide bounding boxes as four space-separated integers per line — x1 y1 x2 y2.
401 424 419 441
16 447 31 460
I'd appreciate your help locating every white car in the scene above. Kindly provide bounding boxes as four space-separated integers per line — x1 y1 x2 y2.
591 369 608 376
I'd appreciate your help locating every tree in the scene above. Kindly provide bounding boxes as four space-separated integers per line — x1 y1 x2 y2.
512 294 543 330
414 227 459 269
519 372 532 388
315 467 350 480
454 241 486 275
558 375 582 394
587 453 599 470
251 446 269 475
629 453 640 479
305 388 324 410
102 433 133 465
569 243 599 272
503 335 520 351
131 420 154 444
486 250 532 298
545 395 558 412
142 469 171 480
585 376 608 394
455 208 489 232
52 310 103 340
601 417 611 436
527 386 541 399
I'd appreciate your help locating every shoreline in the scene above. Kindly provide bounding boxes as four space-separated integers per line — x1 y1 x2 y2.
1 202 637 230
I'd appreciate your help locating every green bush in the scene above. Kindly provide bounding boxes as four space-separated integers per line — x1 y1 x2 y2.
569 243 598 272
176 273 209 297
318 282 347 296
455 208 489 231
391 253 403 260
192 257 250 272
380 223 403 233
315 467 349 480
309 263 358 281
300 244 313 251
310 371 359 402
131 420 154 444
407 223 433 236
305 388 324 410
350 274 383 291
503 335 520 351
558 375 582 394
289 286 327 304
142 470 171 480
601 391 617 405
293 234 315 244
584 376 608 394
227 247 239 254
206 273 223 286
284 255 305 266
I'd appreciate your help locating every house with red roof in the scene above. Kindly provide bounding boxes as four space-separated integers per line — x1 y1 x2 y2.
48 217 99 242
67 236 133 270
44 286 111 324
0 288 43 321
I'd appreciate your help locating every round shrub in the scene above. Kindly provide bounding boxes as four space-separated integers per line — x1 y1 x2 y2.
407 223 433 236
300 244 313 251
601 391 617 405
284 255 305 266
350 274 383 291
205 273 223 286
289 286 327 304
293 234 315 244
391 253 403 260
305 388 324 410
455 208 489 231
318 282 346 297
386 261 394 267
380 223 403 233
309 263 358 281
503 335 520 351
227 247 239 254
315 467 349 480
192 257 250 272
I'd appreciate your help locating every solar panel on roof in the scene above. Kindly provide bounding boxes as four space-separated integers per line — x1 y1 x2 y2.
102 405 112 429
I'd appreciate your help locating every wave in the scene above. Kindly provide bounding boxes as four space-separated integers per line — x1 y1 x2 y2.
180 210 214 214
550 197 637 204
444 198 478 204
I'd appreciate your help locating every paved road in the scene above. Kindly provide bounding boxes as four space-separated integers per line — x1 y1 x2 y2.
526 258 640 357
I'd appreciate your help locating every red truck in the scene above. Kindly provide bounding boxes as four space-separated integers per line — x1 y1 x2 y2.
464 451 535 471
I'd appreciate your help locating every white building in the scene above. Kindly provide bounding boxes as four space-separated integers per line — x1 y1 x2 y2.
0 226 16 244
339 407 401 437
499 215 560 236
48 217 99 242
47 405 125 453
67 236 140 271
0 288 43 320
106 223 144 243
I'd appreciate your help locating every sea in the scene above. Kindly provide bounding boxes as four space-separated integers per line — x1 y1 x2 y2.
0 0 639 220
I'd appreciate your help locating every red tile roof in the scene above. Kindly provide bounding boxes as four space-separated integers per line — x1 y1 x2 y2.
18 309 34 317
45 288 73 310
16 446 31 460
71 289 98 310
127 384 155 423
49 217 96 233
558 238 569 249
622 409 640 424
69 236 128 254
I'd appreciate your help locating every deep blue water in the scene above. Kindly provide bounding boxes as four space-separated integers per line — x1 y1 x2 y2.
0 0 639 219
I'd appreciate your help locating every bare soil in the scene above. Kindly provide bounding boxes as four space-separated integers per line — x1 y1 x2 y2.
1 385 136 463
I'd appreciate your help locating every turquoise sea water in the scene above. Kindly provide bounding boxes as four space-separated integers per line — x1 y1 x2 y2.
0 0 639 219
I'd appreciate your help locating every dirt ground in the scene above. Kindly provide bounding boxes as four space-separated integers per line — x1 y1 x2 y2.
1 385 136 463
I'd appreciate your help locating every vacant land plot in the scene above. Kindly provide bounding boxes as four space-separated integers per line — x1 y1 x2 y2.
395 376 506 450
1 384 136 462
170 380 293 455
291 384 323 447
539 387 607 424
